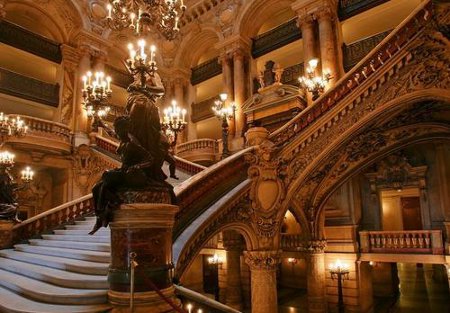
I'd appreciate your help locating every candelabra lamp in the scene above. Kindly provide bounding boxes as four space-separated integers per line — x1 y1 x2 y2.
162 100 187 147
105 0 187 40
298 58 332 101
212 93 235 159
207 253 223 301
126 40 159 90
0 113 27 145
81 71 112 132
329 259 350 313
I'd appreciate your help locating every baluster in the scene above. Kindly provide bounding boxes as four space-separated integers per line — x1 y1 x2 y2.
418 233 424 248
370 234 375 248
393 234 398 248
411 233 417 248
424 232 431 249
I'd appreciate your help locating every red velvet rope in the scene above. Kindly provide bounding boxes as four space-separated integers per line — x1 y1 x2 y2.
142 277 188 313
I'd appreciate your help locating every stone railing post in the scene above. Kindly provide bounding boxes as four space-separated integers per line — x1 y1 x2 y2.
431 230 444 255
244 250 281 313
108 193 179 312
359 231 370 253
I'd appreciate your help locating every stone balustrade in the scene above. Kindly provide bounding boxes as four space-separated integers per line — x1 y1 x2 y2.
359 230 444 255
12 195 93 244
175 138 219 164
5 115 72 154
280 234 305 251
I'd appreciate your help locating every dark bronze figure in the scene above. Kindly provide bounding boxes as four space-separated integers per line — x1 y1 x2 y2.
0 166 19 222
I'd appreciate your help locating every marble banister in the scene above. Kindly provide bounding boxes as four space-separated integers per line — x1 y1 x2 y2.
359 230 444 255
175 139 219 164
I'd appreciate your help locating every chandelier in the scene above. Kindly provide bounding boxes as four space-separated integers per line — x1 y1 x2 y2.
126 39 158 88
0 113 27 144
106 0 187 40
162 100 187 145
81 71 112 130
298 58 332 101
212 93 235 159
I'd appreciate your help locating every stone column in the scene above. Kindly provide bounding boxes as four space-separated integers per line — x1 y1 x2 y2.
244 250 280 313
220 53 235 137
108 198 179 312
297 14 317 73
305 242 328 313
233 49 247 141
223 231 243 310
73 46 92 145
317 9 340 86
92 50 108 72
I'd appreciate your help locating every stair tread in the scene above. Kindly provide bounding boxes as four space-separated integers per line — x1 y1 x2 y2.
42 234 110 243
54 229 110 235
0 268 107 297
0 286 111 313
0 258 107 287
0 250 108 274
29 239 110 252
14 245 110 263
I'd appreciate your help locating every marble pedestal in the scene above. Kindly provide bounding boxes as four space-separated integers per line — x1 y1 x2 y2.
108 201 179 313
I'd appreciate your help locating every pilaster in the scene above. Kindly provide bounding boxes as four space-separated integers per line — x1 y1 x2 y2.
223 231 244 310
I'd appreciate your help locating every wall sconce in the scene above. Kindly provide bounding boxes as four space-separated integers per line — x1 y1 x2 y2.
287 258 298 264
208 253 223 269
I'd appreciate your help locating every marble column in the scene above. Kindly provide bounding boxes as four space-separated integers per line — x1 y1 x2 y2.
220 53 235 137
244 250 280 313
317 9 340 86
305 245 327 313
108 201 179 312
174 77 187 143
223 231 243 310
92 51 107 72
298 14 318 74
233 49 247 140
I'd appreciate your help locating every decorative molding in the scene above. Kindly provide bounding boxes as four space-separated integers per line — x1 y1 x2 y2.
252 18 301 58
244 250 281 271
0 68 60 107
343 30 391 71
190 57 222 85
0 20 62 63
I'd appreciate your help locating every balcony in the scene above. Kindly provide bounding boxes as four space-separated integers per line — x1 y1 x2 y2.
338 0 390 20
176 139 219 165
190 57 222 85
5 115 72 154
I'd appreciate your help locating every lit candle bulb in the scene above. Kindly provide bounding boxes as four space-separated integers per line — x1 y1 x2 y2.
186 304 192 313
130 12 136 28
107 4 112 19
21 166 34 182
82 76 87 89
87 71 92 85
106 76 112 91
182 108 186 123
138 39 145 59
150 45 156 64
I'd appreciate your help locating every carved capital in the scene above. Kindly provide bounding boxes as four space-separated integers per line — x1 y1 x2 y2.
61 44 80 72
244 250 281 271
302 239 327 253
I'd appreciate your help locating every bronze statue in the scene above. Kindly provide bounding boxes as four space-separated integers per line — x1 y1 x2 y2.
0 166 19 221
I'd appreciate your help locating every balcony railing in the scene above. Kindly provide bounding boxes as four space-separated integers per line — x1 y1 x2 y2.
0 20 62 63
191 96 216 123
359 230 444 255
252 18 301 58
281 62 304 86
343 30 391 71
191 57 222 85
0 68 60 107
176 138 219 164
339 0 390 20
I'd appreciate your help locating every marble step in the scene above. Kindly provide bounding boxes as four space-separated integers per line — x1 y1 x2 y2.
74 221 97 226
14 245 110 263
42 234 110 243
0 250 108 275
0 269 107 305
65 225 98 230
54 229 110 236
29 239 111 252
0 286 111 313
0 258 107 289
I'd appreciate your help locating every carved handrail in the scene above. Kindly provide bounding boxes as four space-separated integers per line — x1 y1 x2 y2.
0 68 60 107
175 138 219 155
7 114 72 144
175 285 241 313
270 1 432 146
359 230 444 255
12 195 93 243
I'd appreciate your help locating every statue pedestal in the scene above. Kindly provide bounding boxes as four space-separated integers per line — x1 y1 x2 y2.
0 220 14 249
108 202 179 313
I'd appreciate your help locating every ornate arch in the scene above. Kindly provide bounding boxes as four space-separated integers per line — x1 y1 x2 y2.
4 0 88 43
173 25 222 69
233 0 295 38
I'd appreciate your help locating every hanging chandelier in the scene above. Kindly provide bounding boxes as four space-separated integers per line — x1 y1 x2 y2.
81 71 112 131
0 113 27 144
106 0 187 41
298 59 332 101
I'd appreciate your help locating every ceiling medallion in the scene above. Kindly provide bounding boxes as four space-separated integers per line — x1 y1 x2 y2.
106 0 187 40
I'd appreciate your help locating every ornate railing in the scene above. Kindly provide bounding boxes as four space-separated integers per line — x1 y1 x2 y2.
175 139 219 163
270 1 432 146
12 195 93 244
252 18 301 58
174 156 206 175
281 234 306 251
9 115 71 144
339 0 390 20
191 96 216 123
343 30 391 71
105 65 133 89
0 68 60 107
191 57 222 85
359 230 444 255
0 20 62 63
281 62 304 86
